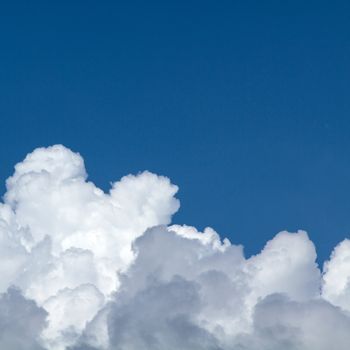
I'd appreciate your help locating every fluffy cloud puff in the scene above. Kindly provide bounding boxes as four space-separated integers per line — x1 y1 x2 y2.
0 145 349 349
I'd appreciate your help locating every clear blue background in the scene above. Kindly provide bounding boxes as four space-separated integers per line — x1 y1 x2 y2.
0 1 349 263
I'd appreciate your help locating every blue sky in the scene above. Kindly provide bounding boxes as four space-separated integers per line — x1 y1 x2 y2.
0 0 349 263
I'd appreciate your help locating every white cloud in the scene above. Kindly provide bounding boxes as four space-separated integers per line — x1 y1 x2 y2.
322 239 350 310
0 145 349 349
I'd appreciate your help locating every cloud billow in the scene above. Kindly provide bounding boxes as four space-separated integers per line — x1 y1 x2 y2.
0 145 349 349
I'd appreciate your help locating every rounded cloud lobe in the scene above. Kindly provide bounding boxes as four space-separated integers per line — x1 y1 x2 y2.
0 145 349 349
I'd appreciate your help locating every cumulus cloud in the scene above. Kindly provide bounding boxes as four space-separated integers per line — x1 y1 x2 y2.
0 145 349 349
0 287 47 350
